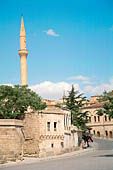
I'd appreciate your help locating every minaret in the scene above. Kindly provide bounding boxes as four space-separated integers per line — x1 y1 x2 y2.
18 15 28 86
63 90 66 103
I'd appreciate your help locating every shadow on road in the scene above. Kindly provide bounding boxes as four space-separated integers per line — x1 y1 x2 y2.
96 154 113 157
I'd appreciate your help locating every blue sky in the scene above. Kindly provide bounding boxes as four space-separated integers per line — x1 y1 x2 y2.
0 0 113 99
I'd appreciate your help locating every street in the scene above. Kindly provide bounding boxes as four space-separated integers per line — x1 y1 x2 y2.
93 138 113 150
1 138 113 170
0 149 113 170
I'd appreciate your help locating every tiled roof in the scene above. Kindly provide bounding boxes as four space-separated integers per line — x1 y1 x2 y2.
82 102 104 109
39 105 69 115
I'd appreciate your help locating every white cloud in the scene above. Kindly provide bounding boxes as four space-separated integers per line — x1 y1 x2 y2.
30 81 80 100
68 75 90 81
43 29 59 37
0 84 13 87
83 78 113 96
1 78 113 100
29 78 113 100
67 75 93 85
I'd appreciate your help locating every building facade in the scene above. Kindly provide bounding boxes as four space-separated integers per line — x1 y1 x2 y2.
23 105 80 157
81 96 113 138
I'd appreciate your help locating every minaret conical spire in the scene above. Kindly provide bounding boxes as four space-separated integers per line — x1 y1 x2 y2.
20 15 26 49
20 15 26 36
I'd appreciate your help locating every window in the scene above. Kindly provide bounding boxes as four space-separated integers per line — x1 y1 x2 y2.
94 116 96 122
109 117 111 121
89 117 91 122
109 131 112 138
66 116 68 126
93 130 95 135
47 122 50 131
64 116 65 126
98 116 100 122
105 130 108 137
54 122 57 131
105 115 107 122
97 131 100 137
61 142 64 148
51 143 54 148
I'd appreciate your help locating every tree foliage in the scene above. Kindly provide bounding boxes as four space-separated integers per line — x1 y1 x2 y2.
97 90 113 118
0 85 46 119
66 85 89 130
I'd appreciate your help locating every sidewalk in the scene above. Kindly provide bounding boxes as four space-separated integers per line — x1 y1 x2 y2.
0 147 94 169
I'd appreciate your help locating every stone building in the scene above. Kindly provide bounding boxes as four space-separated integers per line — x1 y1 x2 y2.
23 104 79 158
81 96 113 138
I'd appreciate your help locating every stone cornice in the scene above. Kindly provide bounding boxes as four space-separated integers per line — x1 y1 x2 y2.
0 119 23 127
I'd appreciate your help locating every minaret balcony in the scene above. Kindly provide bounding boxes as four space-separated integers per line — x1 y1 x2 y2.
18 49 28 56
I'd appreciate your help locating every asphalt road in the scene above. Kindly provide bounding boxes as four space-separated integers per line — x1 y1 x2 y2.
1 150 113 170
93 138 113 150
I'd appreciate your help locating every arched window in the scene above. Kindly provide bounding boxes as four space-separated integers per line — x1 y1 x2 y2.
89 117 91 122
98 116 100 122
94 116 96 122
105 130 108 137
105 115 107 121
109 117 111 121
97 131 100 137
109 131 112 138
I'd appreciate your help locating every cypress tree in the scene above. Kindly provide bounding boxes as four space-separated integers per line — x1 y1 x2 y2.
66 85 89 130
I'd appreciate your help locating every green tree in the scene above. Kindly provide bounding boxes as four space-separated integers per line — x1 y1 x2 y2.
66 85 89 130
0 85 46 119
97 90 113 118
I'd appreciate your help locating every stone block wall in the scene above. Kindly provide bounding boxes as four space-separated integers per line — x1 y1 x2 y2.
23 111 40 157
39 137 64 157
0 119 24 164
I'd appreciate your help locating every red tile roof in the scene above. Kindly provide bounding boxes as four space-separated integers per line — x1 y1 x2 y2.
82 102 104 109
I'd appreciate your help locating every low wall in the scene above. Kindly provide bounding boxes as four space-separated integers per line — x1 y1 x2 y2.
0 119 24 164
64 127 81 152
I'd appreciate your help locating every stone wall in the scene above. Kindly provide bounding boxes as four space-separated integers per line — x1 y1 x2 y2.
0 119 24 164
23 111 40 157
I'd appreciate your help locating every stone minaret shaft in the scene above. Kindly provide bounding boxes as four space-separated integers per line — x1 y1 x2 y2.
18 16 28 86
